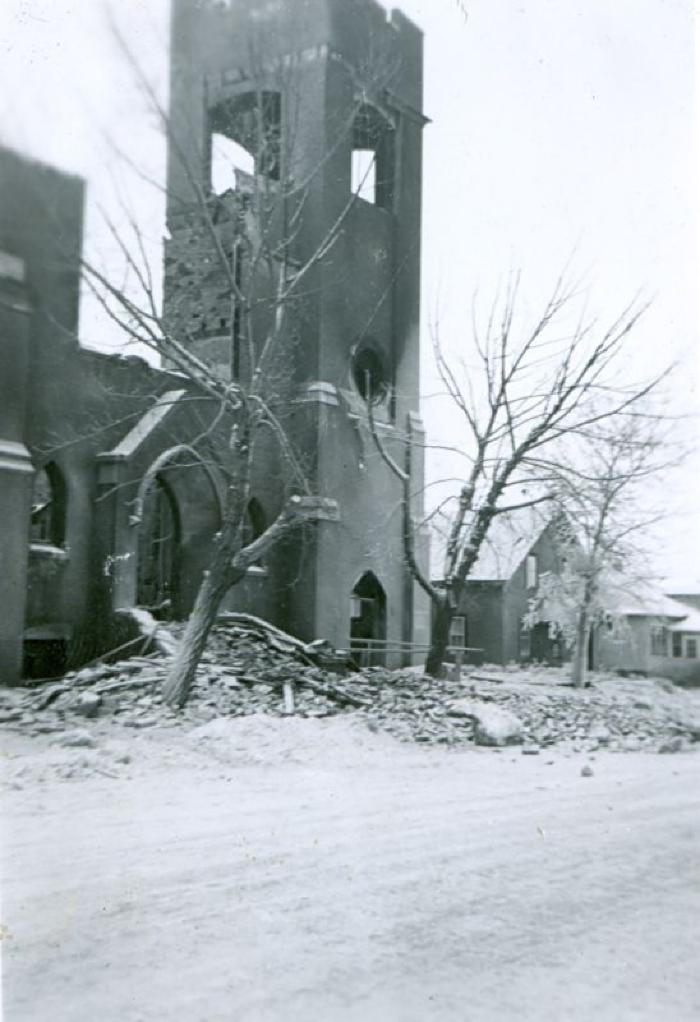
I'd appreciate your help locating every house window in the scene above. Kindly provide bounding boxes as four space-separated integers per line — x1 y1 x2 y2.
351 104 395 210
650 626 667 657
449 615 466 649
30 463 66 547
526 554 538 590
686 638 697 660
672 633 683 658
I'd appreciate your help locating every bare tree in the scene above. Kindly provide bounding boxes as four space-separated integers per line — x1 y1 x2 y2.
370 273 669 676
79 20 397 707
524 407 678 686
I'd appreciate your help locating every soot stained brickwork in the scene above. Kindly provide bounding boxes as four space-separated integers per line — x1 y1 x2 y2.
0 0 429 683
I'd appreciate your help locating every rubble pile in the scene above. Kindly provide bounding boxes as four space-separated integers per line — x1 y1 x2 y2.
1 616 699 753
449 669 700 752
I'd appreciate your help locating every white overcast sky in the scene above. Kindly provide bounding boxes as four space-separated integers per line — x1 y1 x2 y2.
1 0 699 582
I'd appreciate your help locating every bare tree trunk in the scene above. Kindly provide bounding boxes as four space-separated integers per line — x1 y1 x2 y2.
425 594 453 678
161 494 308 707
571 607 590 688
162 553 243 708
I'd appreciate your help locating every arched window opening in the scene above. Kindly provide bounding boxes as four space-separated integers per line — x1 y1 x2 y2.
351 341 390 404
350 571 387 667
351 104 395 209
30 462 66 547
242 497 267 569
209 91 281 195
137 476 180 619
243 498 266 545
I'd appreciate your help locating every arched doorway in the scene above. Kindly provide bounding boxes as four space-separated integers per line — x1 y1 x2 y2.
136 475 180 619
350 571 387 667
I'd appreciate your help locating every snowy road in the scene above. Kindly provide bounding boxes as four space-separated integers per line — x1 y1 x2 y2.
2 718 699 1021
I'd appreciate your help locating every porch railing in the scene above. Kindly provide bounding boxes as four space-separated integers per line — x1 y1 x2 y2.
348 638 484 669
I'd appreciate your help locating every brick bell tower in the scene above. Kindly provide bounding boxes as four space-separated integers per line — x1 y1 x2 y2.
165 0 430 659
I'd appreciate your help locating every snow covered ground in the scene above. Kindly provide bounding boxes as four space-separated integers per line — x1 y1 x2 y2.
2 714 699 1021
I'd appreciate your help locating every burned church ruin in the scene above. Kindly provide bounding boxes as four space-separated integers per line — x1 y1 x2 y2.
0 0 429 684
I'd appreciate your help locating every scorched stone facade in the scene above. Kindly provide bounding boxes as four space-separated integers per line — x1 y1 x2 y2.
0 0 429 683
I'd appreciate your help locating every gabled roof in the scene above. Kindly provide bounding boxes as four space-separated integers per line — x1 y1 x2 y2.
606 584 700 633
665 583 700 598
667 606 700 633
100 389 187 460
468 505 551 582
606 587 687 619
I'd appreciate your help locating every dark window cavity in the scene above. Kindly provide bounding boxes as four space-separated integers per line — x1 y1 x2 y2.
231 242 244 379
30 462 67 547
242 497 267 569
352 342 390 404
243 497 266 548
136 476 180 618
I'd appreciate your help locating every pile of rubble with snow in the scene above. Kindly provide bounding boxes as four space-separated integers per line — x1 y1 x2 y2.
442 666 700 754
1 615 699 756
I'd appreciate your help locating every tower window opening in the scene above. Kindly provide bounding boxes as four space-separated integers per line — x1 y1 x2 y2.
351 149 377 204
352 342 389 404
210 133 255 195
209 91 281 195
351 104 394 210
